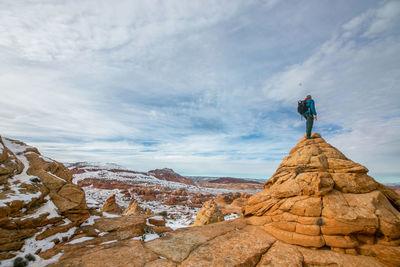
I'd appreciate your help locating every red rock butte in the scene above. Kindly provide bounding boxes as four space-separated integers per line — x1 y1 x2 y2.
243 133 400 255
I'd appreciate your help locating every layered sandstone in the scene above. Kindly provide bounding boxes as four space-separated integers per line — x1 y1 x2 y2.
214 192 251 215
243 133 400 264
101 194 123 215
124 199 145 216
193 199 224 226
2 134 398 267
0 136 89 262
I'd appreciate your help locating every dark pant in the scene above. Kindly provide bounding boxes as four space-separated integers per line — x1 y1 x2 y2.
303 113 314 139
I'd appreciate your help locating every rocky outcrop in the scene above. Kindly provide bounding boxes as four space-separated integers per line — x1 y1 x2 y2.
243 133 400 265
101 194 122 215
2 134 397 266
124 199 145 216
0 136 89 263
214 192 251 215
193 199 224 226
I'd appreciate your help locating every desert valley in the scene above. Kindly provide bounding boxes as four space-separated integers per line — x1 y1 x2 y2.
0 134 399 266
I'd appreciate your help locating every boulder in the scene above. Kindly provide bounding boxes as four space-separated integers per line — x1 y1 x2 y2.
101 194 122 215
123 199 144 216
193 199 224 226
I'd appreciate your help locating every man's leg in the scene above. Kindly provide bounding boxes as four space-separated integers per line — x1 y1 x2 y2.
306 114 314 139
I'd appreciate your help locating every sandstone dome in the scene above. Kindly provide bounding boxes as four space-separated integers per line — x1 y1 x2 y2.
243 133 400 256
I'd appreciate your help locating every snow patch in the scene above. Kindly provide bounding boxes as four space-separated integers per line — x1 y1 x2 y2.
132 233 160 242
30 252 64 267
149 215 164 221
0 139 43 207
68 236 94 245
24 195 60 219
80 215 101 227
100 240 117 245
102 212 120 218
224 213 240 221
0 225 77 267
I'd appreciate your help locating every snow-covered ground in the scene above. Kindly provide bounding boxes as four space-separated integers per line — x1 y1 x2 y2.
68 162 260 228
0 139 42 207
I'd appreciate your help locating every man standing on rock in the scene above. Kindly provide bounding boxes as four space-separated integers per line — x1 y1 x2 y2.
303 95 317 139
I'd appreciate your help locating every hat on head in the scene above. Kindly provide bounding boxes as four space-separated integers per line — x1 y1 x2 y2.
306 95 312 99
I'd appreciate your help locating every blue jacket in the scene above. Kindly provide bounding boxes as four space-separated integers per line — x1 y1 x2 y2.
304 99 317 115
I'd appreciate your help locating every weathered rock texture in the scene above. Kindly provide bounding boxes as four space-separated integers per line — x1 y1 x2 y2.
124 199 145 216
2 134 398 267
101 194 122 215
243 133 400 265
193 199 224 226
214 192 251 215
0 136 89 261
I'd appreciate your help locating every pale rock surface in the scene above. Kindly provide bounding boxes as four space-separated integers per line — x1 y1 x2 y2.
48 240 158 267
145 219 247 262
193 199 224 226
256 241 303 267
180 225 276 267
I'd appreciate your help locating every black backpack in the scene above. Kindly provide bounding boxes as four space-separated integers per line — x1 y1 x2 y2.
297 100 308 115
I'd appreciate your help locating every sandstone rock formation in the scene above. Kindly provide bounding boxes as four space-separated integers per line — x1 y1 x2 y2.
243 133 400 265
124 199 145 216
2 134 398 267
101 194 123 214
0 136 89 262
214 192 251 215
193 199 224 226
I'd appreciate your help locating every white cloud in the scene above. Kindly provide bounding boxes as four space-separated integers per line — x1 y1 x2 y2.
363 1 400 38
261 1 400 178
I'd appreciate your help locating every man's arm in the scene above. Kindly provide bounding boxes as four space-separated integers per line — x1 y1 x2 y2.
311 100 317 120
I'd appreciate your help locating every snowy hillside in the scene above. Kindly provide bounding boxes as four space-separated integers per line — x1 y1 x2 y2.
66 162 261 228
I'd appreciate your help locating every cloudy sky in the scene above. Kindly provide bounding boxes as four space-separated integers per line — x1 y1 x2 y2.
1 0 399 182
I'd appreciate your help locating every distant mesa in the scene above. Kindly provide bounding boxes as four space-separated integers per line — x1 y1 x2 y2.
208 177 262 184
147 168 195 185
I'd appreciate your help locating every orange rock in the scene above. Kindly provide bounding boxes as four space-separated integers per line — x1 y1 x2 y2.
243 133 400 255
257 241 303 267
101 194 122 215
148 216 165 227
180 226 276 267
193 200 224 226
123 199 145 216
48 240 158 267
